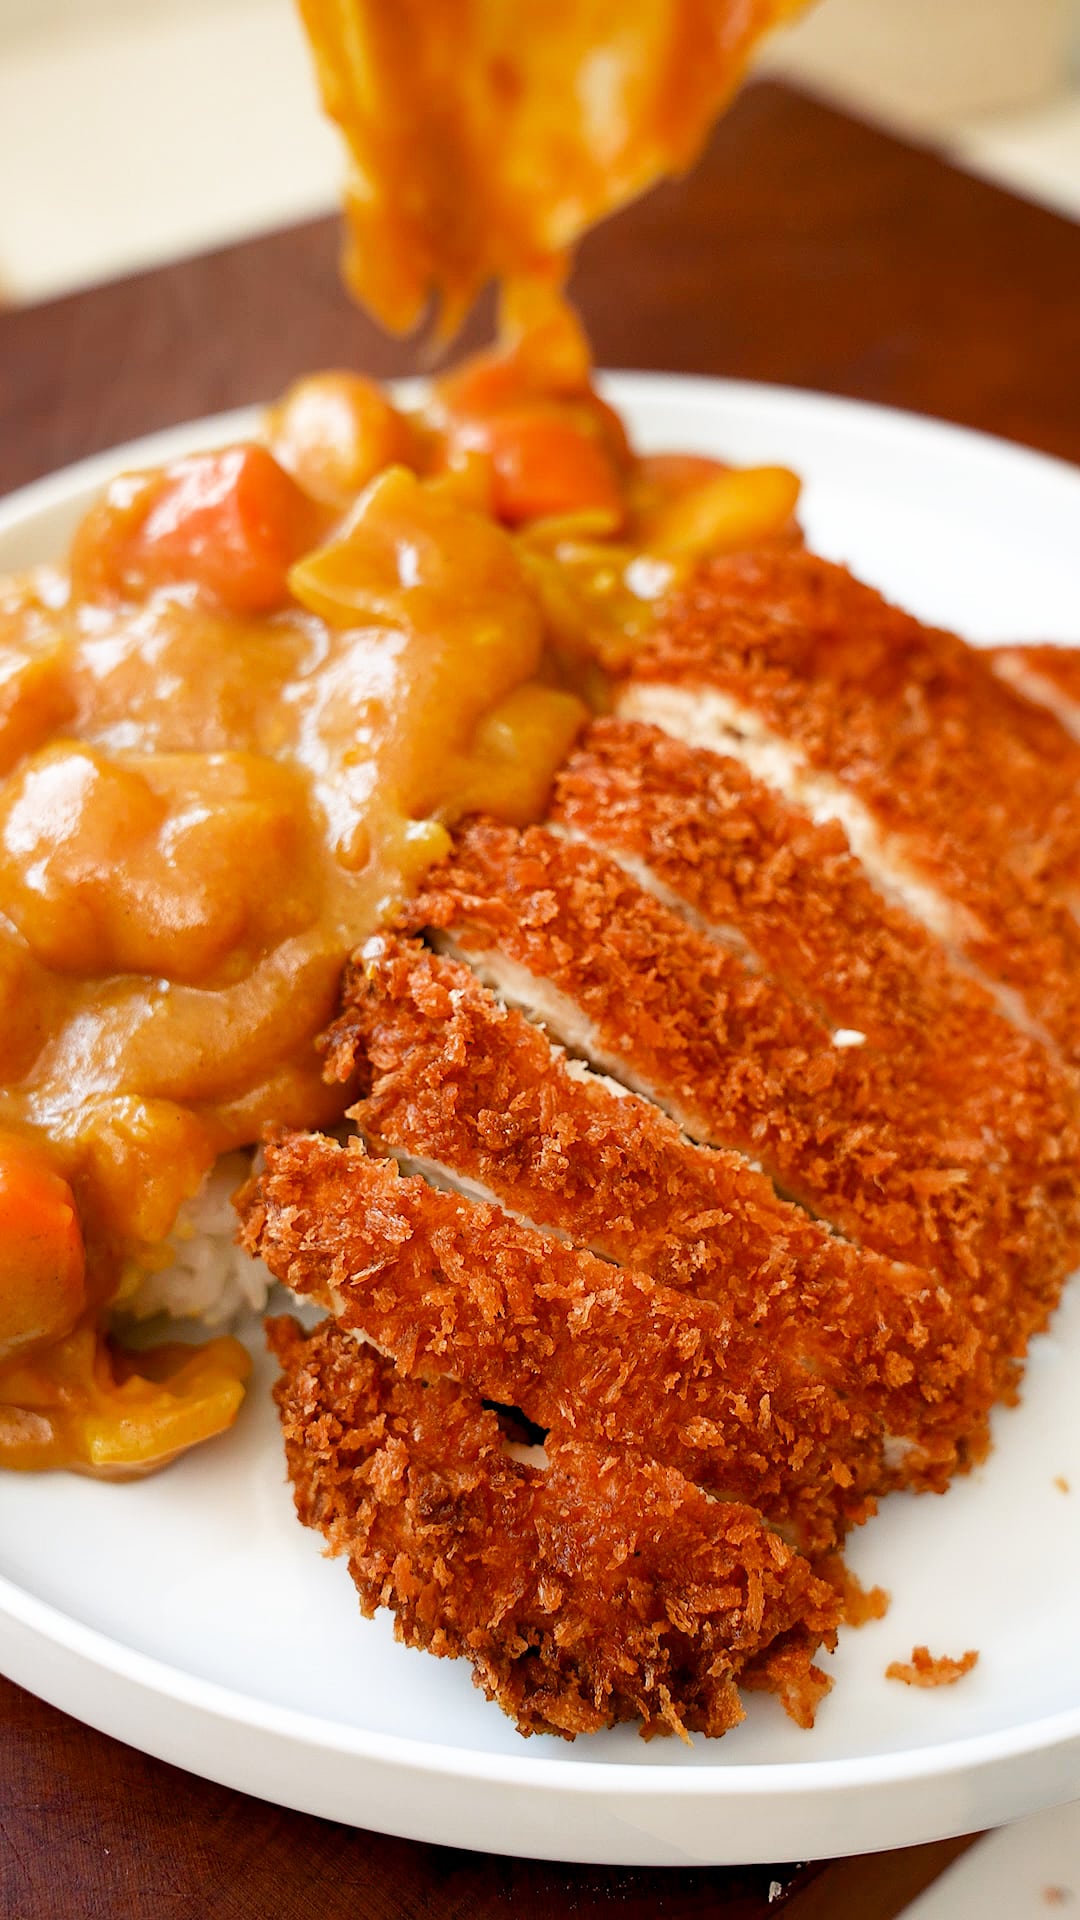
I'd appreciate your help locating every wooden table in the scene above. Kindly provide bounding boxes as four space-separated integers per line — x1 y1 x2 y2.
2 78 1079 1920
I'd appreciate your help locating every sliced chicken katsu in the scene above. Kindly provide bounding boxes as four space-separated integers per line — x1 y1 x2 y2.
268 1316 840 1739
405 819 1074 1333
322 932 991 1482
256 575 1080 1746
551 717 1080 1249
619 550 1080 1061
246 1134 887 1553
992 645 1080 741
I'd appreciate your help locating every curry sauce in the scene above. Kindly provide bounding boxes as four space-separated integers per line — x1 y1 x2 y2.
298 0 809 335
0 473 583 1256
0 147 801 1477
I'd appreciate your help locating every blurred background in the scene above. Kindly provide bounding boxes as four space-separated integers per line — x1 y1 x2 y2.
0 0 1078 305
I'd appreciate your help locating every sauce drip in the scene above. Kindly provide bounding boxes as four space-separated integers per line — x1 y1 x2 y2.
297 0 809 335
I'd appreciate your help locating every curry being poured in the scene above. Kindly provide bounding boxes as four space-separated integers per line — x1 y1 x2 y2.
0 240 800 1467
298 0 808 335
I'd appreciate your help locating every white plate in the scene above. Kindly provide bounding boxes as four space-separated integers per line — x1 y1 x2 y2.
1 378 1079 1867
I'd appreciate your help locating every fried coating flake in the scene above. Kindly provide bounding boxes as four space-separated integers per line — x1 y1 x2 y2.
885 1645 978 1688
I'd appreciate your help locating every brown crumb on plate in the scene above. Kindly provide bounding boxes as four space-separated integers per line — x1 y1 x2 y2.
1054 1476 1071 1494
885 1646 979 1688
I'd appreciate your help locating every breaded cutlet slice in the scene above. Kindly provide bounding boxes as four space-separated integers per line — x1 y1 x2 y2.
619 549 1080 1061
269 1315 840 1739
552 718 1080 1213
407 821 1073 1333
553 716 1073 1098
245 1135 887 1553
324 932 992 1481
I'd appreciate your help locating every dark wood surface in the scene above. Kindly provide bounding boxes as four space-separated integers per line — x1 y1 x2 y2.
1 1674 978 1920
2 78 1080 501
2 75 1077 1920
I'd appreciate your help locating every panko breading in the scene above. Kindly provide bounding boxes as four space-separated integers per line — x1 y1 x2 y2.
322 932 993 1481
245 1134 887 1552
554 718 1080 1137
551 717 1080 1325
268 1315 840 1739
620 550 1080 1061
406 820 1068 1320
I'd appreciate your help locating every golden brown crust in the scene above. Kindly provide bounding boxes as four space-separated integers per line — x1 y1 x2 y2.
246 1134 886 1552
406 820 1074 1338
268 1315 839 1740
323 933 994 1483
552 717 1080 1303
555 718 1079 1126
626 550 1080 1059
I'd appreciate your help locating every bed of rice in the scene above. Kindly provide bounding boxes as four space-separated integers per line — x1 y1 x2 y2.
124 1151 276 1329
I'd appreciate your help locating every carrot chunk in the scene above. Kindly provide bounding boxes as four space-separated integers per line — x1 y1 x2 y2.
71 445 326 615
477 410 625 527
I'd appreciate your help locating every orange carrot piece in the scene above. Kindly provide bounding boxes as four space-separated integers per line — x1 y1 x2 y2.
435 353 533 421
478 410 625 527
72 445 326 615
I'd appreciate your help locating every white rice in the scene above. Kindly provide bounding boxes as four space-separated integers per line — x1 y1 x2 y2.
124 1150 275 1328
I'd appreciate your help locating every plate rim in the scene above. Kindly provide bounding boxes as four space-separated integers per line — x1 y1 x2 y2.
2 373 1079 1855
4 1566 1080 1798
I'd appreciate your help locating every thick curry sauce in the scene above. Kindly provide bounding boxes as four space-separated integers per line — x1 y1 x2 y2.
298 0 809 335
0 302 798 1477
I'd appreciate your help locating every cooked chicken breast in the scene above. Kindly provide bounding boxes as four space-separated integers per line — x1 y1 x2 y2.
991 645 1080 742
247 1133 890 1552
618 550 1080 1061
321 932 994 1480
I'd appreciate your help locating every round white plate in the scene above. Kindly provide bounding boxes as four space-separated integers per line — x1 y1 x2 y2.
1 378 1079 1866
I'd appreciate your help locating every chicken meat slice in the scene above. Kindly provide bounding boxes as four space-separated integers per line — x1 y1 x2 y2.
407 820 1076 1337
618 549 1080 1063
324 931 994 1482
246 1135 894 1553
